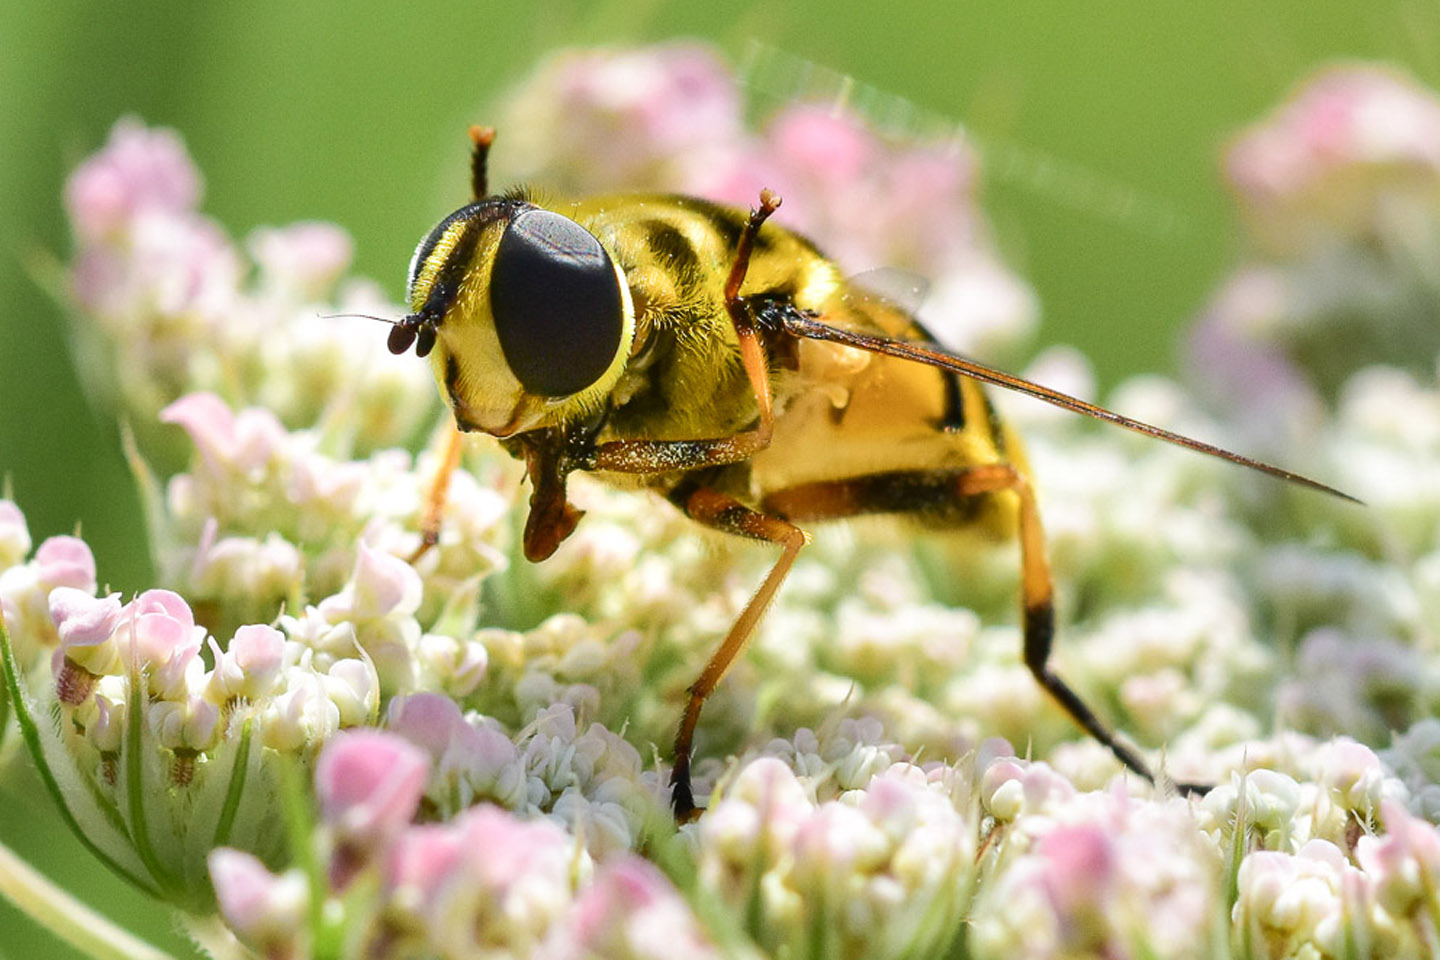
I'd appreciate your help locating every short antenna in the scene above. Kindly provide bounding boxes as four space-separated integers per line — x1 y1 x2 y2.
469 125 495 201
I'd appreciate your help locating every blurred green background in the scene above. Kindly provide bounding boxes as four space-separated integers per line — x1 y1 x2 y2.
0 1 1434 955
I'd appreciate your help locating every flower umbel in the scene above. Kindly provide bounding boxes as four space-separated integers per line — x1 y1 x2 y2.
2 42 1439 960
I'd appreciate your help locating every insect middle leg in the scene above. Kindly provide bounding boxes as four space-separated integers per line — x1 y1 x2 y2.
763 462 1185 792
666 482 808 820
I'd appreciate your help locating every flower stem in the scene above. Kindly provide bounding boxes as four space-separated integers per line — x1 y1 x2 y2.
0 837 178 960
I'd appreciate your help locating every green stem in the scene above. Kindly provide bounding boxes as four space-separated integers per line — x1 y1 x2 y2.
0 837 178 960
125 660 179 897
176 914 254 960
211 719 253 850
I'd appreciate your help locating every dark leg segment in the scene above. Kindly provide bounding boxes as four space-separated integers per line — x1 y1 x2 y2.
766 463 1179 791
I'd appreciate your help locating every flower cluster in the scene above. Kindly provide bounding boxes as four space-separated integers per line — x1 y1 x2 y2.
0 526 98 670
209 729 715 960
1187 66 1440 752
970 753 1222 957
63 118 437 470
694 740 978 958
1229 796 1440 959
1194 64 1440 417
3 499 382 910
152 390 510 644
0 42 1438 960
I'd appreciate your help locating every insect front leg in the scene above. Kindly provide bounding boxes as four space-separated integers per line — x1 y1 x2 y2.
506 427 591 562
411 421 587 566
666 482 808 821
585 191 785 476
409 422 466 563
763 463 1197 794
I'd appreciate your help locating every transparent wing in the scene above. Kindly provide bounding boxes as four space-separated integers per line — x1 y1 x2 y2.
781 312 1360 504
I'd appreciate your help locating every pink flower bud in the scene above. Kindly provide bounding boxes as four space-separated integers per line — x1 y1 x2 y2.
64 118 202 243
416 633 489 696
453 803 573 892
209 624 286 701
192 533 304 602
550 856 719 960
315 729 429 847
208 848 308 959
979 758 1027 820
1315 738 1385 814
161 392 286 479
1037 825 1116 934
248 222 353 300
112 589 203 700
36 537 97 594
1356 800 1440 916
230 625 286 671
702 757 812 857
321 658 377 725
344 542 423 621
1226 65 1440 259
790 803 886 894
91 694 126 753
150 696 221 753
49 588 124 699
0 500 30 567
124 588 196 628
387 692 468 761
390 695 523 809
856 772 922 838
50 588 122 653
383 822 466 910
398 805 578 955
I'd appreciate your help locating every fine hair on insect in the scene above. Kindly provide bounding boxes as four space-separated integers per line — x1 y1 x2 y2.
388 125 1357 819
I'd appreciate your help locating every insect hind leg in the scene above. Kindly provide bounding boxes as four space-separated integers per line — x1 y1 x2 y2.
764 463 1201 795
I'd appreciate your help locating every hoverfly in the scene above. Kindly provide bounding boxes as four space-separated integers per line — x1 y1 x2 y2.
388 125 1355 818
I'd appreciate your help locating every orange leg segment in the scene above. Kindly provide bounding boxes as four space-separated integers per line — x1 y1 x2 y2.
668 485 807 820
408 422 465 564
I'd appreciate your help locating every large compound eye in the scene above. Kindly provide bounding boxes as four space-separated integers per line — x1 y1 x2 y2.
489 208 625 397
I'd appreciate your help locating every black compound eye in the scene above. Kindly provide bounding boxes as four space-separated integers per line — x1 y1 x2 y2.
489 208 625 397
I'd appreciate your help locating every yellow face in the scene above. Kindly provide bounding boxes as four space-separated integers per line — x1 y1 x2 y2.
399 198 636 437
